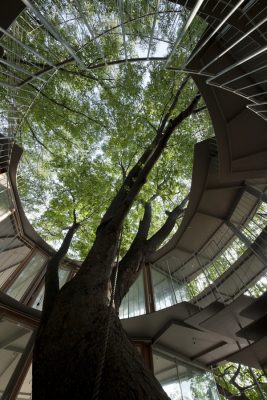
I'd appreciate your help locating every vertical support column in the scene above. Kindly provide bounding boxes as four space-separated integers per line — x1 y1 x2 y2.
249 367 267 400
166 260 179 304
176 362 185 400
195 255 209 284
227 221 267 267
236 320 267 399
133 340 154 371
195 254 219 301
2 331 36 400
143 264 155 313
1 248 34 292
245 186 267 204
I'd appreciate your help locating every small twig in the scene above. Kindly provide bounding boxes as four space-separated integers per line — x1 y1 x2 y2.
192 105 207 114
24 118 53 155
142 117 158 133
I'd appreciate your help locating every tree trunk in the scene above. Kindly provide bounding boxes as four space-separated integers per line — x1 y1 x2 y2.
32 87 200 399
33 271 169 400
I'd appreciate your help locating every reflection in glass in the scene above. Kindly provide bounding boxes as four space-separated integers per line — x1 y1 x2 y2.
6 252 46 301
0 173 13 223
0 264 19 289
58 267 70 288
119 272 146 319
188 237 247 299
163 381 182 400
0 318 33 398
178 363 218 400
16 364 32 400
151 267 189 311
32 266 71 310
31 286 45 311
153 352 219 400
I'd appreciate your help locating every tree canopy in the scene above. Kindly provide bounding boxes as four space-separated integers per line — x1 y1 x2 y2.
2 1 212 259
1 1 212 259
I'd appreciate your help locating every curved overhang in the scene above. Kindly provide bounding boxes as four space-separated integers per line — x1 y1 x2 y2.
150 138 266 274
9 143 55 256
188 47 267 181
151 139 213 263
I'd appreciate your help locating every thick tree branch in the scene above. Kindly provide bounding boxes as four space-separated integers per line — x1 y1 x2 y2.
41 222 80 325
229 364 241 387
98 79 195 230
114 203 152 309
80 90 201 284
112 93 200 232
146 195 188 253
60 68 102 82
103 91 200 230
159 75 190 132
192 105 207 114
114 195 188 309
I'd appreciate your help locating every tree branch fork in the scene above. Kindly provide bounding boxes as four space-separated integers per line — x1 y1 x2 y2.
42 76 200 321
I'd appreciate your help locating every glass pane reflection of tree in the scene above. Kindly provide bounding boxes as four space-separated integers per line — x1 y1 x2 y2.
153 352 219 400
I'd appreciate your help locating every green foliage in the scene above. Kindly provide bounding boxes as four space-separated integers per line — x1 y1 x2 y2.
214 362 267 400
2 1 212 259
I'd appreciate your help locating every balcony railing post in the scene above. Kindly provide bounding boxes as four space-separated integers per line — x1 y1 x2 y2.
249 367 267 400
227 220 267 267
2 330 36 400
245 186 267 204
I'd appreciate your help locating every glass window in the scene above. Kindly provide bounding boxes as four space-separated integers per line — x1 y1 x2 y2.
58 267 71 288
151 267 188 311
0 318 33 398
31 286 45 311
0 173 13 223
16 364 32 400
0 264 19 289
32 265 71 311
178 363 219 400
119 272 146 319
245 274 267 298
6 252 47 301
187 236 247 301
163 381 182 400
153 352 219 400
0 174 10 206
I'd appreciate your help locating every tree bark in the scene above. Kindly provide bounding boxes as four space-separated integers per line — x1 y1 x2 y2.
114 197 187 310
41 222 80 326
33 279 169 400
